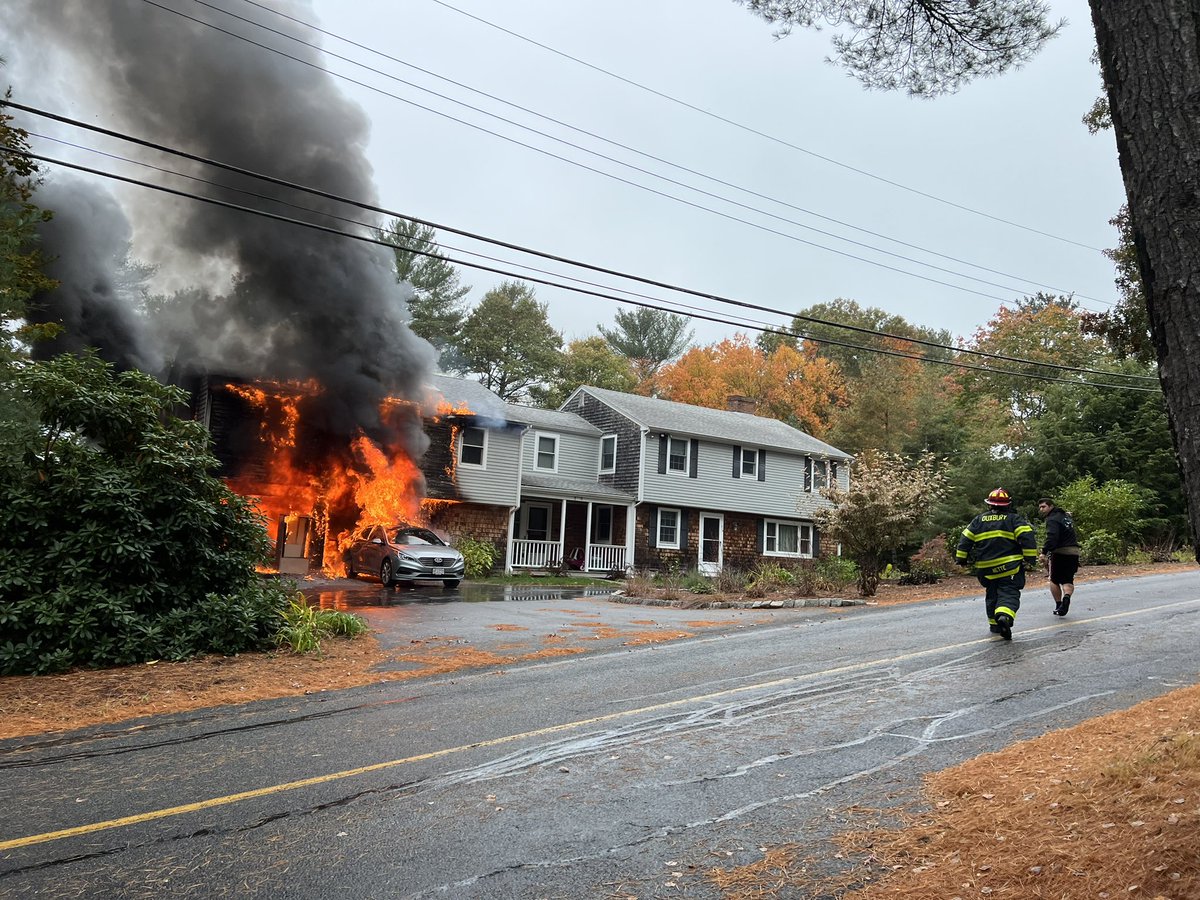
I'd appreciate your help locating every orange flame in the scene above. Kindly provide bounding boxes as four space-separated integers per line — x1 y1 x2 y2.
219 379 471 577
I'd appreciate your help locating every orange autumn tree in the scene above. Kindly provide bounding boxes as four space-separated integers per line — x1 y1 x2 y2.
656 333 845 436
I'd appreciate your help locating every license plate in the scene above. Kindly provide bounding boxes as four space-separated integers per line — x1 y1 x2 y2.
433 567 444 575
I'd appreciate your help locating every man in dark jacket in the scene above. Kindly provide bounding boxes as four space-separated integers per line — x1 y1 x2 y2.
1038 497 1081 617
956 488 1039 640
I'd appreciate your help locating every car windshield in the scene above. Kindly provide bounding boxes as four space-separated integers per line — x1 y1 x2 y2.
389 527 446 546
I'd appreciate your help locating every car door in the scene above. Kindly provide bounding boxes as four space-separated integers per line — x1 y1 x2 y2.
360 525 387 572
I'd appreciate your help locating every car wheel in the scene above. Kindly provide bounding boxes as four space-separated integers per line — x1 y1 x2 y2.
443 579 461 589
345 555 357 579
380 559 394 586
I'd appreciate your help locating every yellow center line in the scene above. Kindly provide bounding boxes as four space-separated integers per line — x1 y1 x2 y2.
5 597 1197 852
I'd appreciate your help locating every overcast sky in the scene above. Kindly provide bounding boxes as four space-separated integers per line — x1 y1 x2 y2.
3 0 1126 359
305 0 1126 349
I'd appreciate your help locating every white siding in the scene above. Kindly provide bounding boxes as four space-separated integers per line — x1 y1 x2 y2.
643 439 840 518
521 430 599 480
455 428 522 506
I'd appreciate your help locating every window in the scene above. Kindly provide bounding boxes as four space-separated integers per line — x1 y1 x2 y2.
813 458 828 491
657 508 680 548
535 433 558 471
593 505 613 543
764 520 813 558
458 426 486 467
599 434 617 473
667 437 689 473
741 448 758 478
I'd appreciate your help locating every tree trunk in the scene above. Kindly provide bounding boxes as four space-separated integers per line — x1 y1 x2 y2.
1090 1 1200 555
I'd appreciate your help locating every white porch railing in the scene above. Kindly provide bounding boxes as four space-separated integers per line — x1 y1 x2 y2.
511 539 562 569
587 544 627 573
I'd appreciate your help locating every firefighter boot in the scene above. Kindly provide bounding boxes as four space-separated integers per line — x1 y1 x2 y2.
994 612 1014 641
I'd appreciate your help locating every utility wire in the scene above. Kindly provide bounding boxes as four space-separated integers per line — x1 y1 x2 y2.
4 101 1153 383
223 0 1108 307
1 142 1159 394
427 0 1106 253
135 0 1098 312
4 103 1153 383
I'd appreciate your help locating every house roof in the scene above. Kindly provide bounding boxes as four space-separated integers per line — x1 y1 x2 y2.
427 374 508 423
503 403 602 436
521 472 635 503
573 386 852 460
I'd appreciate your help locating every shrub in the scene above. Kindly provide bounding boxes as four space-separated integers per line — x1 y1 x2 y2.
276 596 368 654
749 562 796 592
682 572 714 594
624 571 655 596
911 533 958 573
714 567 749 594
898 559 945 586
0 354 293 674
1081 529 1124 566
455 536 498 579
815 556 859 589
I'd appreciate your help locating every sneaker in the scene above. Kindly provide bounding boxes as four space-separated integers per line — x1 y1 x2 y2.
1059 595 1071 617
1053 601 1063 616
995 613 1013 641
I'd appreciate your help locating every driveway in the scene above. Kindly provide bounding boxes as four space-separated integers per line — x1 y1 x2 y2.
296 576 818 665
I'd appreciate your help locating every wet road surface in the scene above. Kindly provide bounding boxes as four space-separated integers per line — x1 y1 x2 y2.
2 570 1198 898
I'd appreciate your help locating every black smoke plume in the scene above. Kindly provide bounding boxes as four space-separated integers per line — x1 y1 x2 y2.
1 0 434 453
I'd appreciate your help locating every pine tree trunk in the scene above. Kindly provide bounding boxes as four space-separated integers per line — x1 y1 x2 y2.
1090 0 1200 554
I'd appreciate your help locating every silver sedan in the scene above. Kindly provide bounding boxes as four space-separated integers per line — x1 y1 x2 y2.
344 525 465 588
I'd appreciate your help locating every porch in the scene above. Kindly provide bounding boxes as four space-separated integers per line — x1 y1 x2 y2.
507 490 634 575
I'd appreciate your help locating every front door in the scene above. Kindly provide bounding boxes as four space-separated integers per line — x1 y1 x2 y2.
698 513 723 575
520 502 552 541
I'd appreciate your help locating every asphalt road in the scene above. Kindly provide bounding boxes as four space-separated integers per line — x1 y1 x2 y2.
2 571 1198 899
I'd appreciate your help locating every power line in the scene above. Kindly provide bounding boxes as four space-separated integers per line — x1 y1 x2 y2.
3 102 1154 384
425 0 1107 253
133 0 1105 313
1 142 1159 394
222 0 1110 308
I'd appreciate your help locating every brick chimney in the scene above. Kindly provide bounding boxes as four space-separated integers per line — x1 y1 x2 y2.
726 394 757 415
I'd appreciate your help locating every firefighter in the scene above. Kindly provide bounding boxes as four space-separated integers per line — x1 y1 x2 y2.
956 488 1039 640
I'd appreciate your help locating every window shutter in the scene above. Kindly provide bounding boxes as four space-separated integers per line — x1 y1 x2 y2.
758 449 767 482
646 506 657 548
757 518 765 554
732 446 741 478
679 509 689 551
658 435 667 474
689 439 699 478
812 527 821 558
804 456 812 492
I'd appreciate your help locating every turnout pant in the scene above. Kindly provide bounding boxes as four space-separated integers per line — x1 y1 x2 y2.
978 570 1024 623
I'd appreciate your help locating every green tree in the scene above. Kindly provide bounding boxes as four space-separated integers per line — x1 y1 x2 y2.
0 86 57 361
1080 207 1154 366
736 1 1062 95
457 281 562 402
0 353 292 674
530 336 637 409
959 295 1111 441
1057 475 1149 552
814 450 948 597
598 308 694 389
734 0 1200 558
788 298 955 380
377 217 471 366
1018 369 1183 540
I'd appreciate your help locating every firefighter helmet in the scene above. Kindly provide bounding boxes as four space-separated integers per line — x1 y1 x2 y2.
986 488 1012 507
